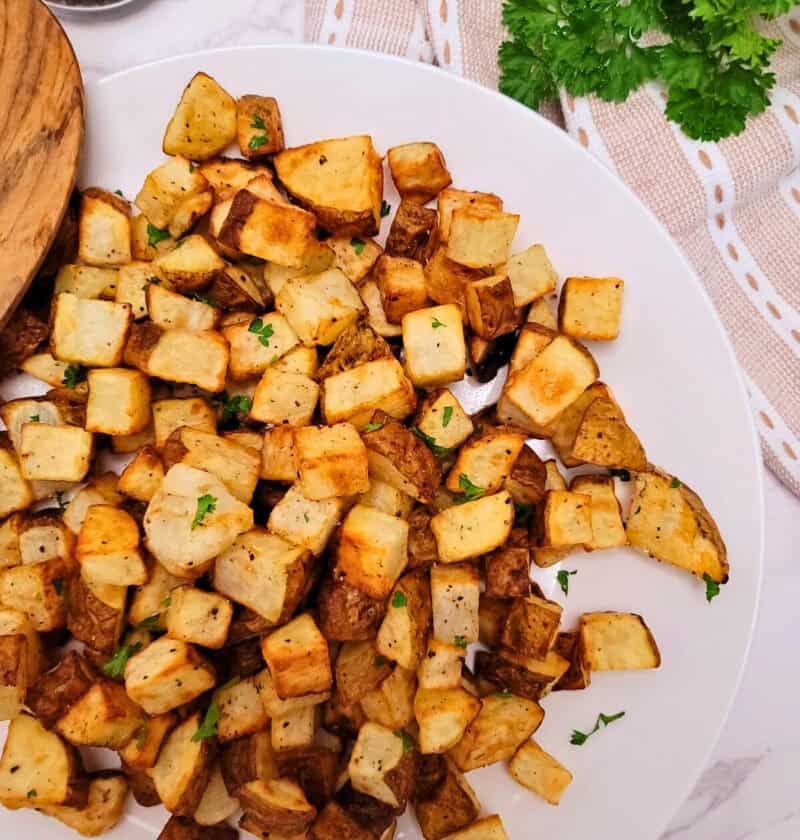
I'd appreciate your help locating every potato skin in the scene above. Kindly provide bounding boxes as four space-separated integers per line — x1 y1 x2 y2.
474 650 550 701
0 307 49 379
27 650 96 729
66 574 123 654
275 746 339 808
385 200 437 260
157 815 238 840
413 760 480 840
310 801 376 840
484 535 531 599
406 507 439 570
122 761 161 807
317 578 386 641
338 782 403 834
315 319 392 382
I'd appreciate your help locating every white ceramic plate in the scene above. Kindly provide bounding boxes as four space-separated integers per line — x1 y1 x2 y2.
0 46 763 840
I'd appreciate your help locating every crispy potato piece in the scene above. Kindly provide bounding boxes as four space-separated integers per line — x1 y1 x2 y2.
275 746 339 809
18 423 93 482
118 445 165 503
570 397 648 471
152 397 217 449
413 758 480 840
193 762 239 826
239 778 317 835
314 318 392 381
348 722 415 808
500 595 562 660
215 675 268 742
130 214 176 260
270 705 317 751
26 651 95 730
223 312 299 380
19 351 79 389
417 639 465 691
165 585 232 649
318 578 385 641
501 244 558 307
151 713 215 815
0 607 41 684
55 263 118 300
38 772 128 836
537 490 592 549
135 156 211 230
552 630 591 691
0 514 22 571
385 200 437 260
56 679 145 749
78 188 132 266
334 505 409 600
445 207 519 270
120 712 177 771
558 276 624 341
527 295 558 329
295 423 370 500
504 445 547 507
0 634 27 721
146 284 219 331
430 492 514 563
464 274 518 339
376 569 432 670
0 713 88 808
219 730 277 795
415 390 473 453
335 640 393 706
403 303 466 388
261 613 332 699
550 382 612 467
328 235 383 286
415 687 482 754
85 368 151 435
251 368 319 426
484 535 531 599
152 234 225 292
430 564 479 647
448 694 543 772
579 612 661 670
626 470 728 582
237 94 285 157
360 665 416 731
363 416 441 504
387 143 451 204
275 135 383 236
437 189 503 243
267 485 346 556
446 427 526 496
263 242 335 298
359 478 414 518
163 72 237 159
375 256 428 324
77 504 146 586
0 449 33 518
200 157 272 200
261 425 298 483
66 575 125 654
310 801 376 840
18 513 74 566
570 475 626 549
209 261 268 312
446 816 510 840
158 816 237 840
51 292 132 367
360 279 403 339
115 262 152 321
0 307 49 379
474 649 565 701
213 529 310 624
0 558 71 630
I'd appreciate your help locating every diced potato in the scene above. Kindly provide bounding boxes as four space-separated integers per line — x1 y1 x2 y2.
311 802 377 840
209 261 269 311
213 674 268 742
318 578 385 642
112 425 156 454
85 368 151 435
18 513 73 567
56 680 145 749
570 475 626 550
502 244 558 307
295 423 370 500
275 135 383 236
0 450 33 518
500 595 562 660
569 396 648 471
164 585 232 649
359 478 414 518
418 639 465 691
335 640 392 706
223 312 299 379
0 634 27 721
348 722 415 808
387 142 452 205
437 189 503 243
335 504 409 600
430 564 479 646
360 666 416 731
251 368 319 426
38 773 129 836
119 712 176 771
375 255 428 324
213 528 310 623
558 276 624 341
261 613 332 699
219 729 277 795
200 157 271 201
415 390 473 454
445 816 510 840
118 445 165 502
415 687 481 754
465 274 518 340
124 323 229 393
386 198 437 260
273 344 320 377
313 318 395 381
413 758 480 840
430 491 514 563
116 261 159 320
263 241 335 298
130 213 176 260
484 535 531 599
0 607 41 684
152 397 217 449
423 248 484 317
19 424 93 482
579 612 661 670
360 280 403 338
0 515 21 571
67 574 126 654
77 504 146 586
146 283 219 331
78 188 132 266
321 357 417 429
237 94 285 157
55 264 118 300
402 304 466 388
375 569 431 670
152 234 225 292
135 155 211 230
446 427 526 496
503 445 547 508
527 296 558 329
125 636 216 714
445 207 519 269
239 777 317 835
127 559 190 631
267 484 345 556
509 739 572 805
256 667 330 719
538 490 592 548
271 706 318 752
163 72 237 159
261 426 297 482
51 292 132 367
143 464 254 577
19 352 77 389
328 235 383 285
193 761 239 826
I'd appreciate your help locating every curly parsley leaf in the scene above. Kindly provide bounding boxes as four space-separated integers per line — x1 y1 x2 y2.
703 572 721 603
351 237 366 256
191 700 220 742
394 730 414 752
220 393 252 427
556 569 577 596
391 591 408 608
454 635 468 649
250 113 266 130
191 494 217 530
103 642 142 678
249 134 269 150
570 710 625 746
248 318 275 348
62 364 86 389
147 223 170 247
412 427 453 458
364 421 385 433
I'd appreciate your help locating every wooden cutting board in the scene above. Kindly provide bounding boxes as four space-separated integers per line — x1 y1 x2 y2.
0 0 83 329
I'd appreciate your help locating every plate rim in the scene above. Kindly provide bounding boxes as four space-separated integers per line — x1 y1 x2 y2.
85 43 765 836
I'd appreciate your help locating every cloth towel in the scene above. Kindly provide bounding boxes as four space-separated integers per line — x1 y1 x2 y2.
305 0 800 497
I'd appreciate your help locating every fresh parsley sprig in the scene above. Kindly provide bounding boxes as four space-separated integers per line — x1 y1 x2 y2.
103 642 142 679
456 473 485 503
248 318 275 347
191 494 217 530
556 569 577 596
412 427 453 458
570 710 626 745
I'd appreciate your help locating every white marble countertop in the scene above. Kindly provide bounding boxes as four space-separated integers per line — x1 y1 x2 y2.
51 1 800 837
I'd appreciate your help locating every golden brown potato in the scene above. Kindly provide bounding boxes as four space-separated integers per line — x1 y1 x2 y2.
579 612 661 671
375 255 428 324
237 94 285 158
66 575 125 654
238 778 317 834
500 595 562 660
78 188 132 267
310 801 376 840
317 578 386 641
465 274 518 339
413 758 480 840
158 816 237 840
261 613 332 699
275 746 339 809
375 569 432 671
549 382 613 467
570 397 648 471
335 640 393 706
501 244 558 307
387 142 451 204
385 200 437 260
558 275 624 341
551 631 591 692
348 722 415 809
315 318 392 382
406 508 439 570
484 533 531 599
119 712 177 771
402 304 467 388
445 426 527 497
0 633 27 721
38 772 129 836
295 423 370 500
444 816 510 840
328 235 383 286
446 207 519 270
51 292 133 368
219 730 277 796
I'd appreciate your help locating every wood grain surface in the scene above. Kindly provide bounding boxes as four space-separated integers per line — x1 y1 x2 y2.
0 0 83 329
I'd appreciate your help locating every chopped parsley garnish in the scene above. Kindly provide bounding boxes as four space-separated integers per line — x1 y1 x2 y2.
394 730 414 752
29 415 40 423
26 789 36 799
514 503 533 525
191 292 217 307
380 200 391 218
220 394 252 426
249 134 269 150
442 406 453 428
610 468 631 481
556 569 577 596
146 223 170 246
163 596 172 607
148 276 161 285
114 189 123 197
391 591 408 608
53 578 65 596
454 635 468 649
62 364 86 389
496 691 513 699
431 317 446 328
250 114 266 130
138 613 162 631
364 421 385 433
191 700 220 742
249 318 275 347
191 494 217 529
670 477 682 488
570 711 625 746
103 642 143 678
412 427 452 458
703 572 721 603
457 474 485 502
351 237 366 256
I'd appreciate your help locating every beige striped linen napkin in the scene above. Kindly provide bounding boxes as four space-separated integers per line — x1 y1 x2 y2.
306 1 800 497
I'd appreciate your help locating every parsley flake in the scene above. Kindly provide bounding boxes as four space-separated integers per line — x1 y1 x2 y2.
249 134 269 150
26 789 36 799
431 317 446 328
391 591 408 608
303 513 310 523
62 364 86 389
29 415 40 423
103 642 142 678
571 711 625 746
188 162 195 173
703 572 721 603
412 427 452 458
556 569 578 596
496 691 513 699
442 406 453 428
457 474 485 502
220 394 252 426
191 292 217 307
364 421 385 433
374 655 388 667
670 477 682 488
250 114 266 130
146 223 170 247
114 189 124 197
351 237 366 256
453 635 468 649
134 726 147 750
394 730 414 753
191 494 217 529
138 613 162 631
380 200 391 218
249 318 275 347
191 700 220 742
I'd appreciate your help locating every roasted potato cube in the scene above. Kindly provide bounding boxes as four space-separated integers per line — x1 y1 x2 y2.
119 711 176 771
223 312 299 380
569 396 648 470
18 423 93 482
413 758 480 840
163 72 236 159
152 397 217 449
295 423 370 500
220 730 277 795
0 514 22 570
415 687 481 754
359 478 414 518
271 705 317 751
445 816 510 840
423 248 483 317
558 275 624 341
169 191 214 239
209 261 269 312
85 368 151 436
0 450 33 518
627 470 727 582
37 772 128 836
551 631 591 692
276 269 365 347
55 263 118 299
310 801 376 840
261 426 297 483
78 188 131 266
375 569 432 670
504 445 547 507
267 484 345 555
335 640 393 706
163 426 261 503
164 585 232 649
375 255 428 324
402 304 466 388
0 634 27 720
51 292 132 367
274 745 339 809
415 390 473 452
328 235 383 286
131 214 176 261
77 504 146 586
527 296 557 329
135 156 211 230
147 283 219 331
143 464 254 577
500 595 562 660
118 445 165 503
314 318 393 381
437 189 502 242
501 244 558 307
387 142 451 204
152 234 225 292
192 761 239 826
124 323 229 393
19 351 79 389
0 607 41 684
256 667 330 719
570 475 625 549
348 722 415 808
446 207 519 270
214 674 268 742
448 693 543 772
360 280 403 339
261 613 332 699
251 368 319 426
237 94 285 158
538 490 592 549
0 714 88 808
213 529 310 623
509 739 572 805
275 135 383 236
200 157 271 199
464 274 517 339
430 564 479 647
128 560 190 633
446 427 526 496
263 241 335 297
55 679 145 749
318 578 385 642
484 537 531 599
0 558 70 630
363 417 441 504
417 639 465 691
114 262 155 320
66 574 125 654
430 491 514 563
322 357 416 429
239 777 316 834
158 815 237 840
360 666 416 731
385 199 437 260
18 513 74 566
579 612 661 671
124 636 216 714
335 504 409 600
